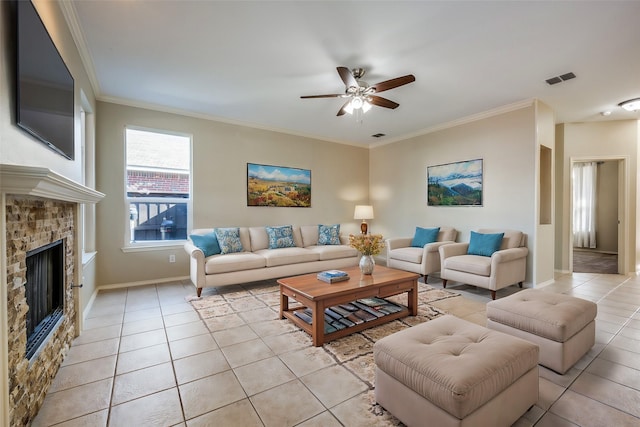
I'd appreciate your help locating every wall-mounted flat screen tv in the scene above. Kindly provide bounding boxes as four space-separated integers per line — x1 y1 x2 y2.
16 0 75 160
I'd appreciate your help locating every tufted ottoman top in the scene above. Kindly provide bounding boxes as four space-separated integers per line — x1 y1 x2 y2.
373 315 538 419
486 289 597 342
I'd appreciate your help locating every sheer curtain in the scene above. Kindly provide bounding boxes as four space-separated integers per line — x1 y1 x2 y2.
573 162 598 248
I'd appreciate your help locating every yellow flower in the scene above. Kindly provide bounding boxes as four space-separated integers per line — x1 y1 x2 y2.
349 233 385 256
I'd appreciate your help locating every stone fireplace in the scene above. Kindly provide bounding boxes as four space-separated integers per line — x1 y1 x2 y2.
1 165 104 426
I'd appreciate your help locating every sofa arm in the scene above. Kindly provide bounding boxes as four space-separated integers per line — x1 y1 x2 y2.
386 237 413 251
491 247 529 264
184 241 206 289
439 242 469 259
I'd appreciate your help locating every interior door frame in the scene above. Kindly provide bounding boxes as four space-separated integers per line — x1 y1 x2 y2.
569 156 629 274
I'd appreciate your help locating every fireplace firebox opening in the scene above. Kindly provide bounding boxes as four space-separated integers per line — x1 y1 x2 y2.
25 239 65 360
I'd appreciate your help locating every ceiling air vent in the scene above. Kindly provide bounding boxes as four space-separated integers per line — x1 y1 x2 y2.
371 133 386 138
546 72 576 85
559 72 576 81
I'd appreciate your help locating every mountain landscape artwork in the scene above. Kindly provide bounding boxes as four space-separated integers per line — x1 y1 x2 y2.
427 159 483 206
247 163 311 207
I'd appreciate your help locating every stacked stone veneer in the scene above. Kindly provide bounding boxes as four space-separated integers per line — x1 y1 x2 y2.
5 195 76 426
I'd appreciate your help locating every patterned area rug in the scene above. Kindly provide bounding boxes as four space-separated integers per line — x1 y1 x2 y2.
188 279 459 425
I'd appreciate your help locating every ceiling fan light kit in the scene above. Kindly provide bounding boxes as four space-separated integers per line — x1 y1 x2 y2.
618 98 640 112
301 67 415 117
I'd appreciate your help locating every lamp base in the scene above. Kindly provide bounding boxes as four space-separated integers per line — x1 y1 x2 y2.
360 221 368 235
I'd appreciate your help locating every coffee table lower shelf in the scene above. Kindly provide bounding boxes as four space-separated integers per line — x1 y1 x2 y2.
282 306 410 345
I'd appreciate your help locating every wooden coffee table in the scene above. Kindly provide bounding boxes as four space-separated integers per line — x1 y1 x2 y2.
278 265 419 346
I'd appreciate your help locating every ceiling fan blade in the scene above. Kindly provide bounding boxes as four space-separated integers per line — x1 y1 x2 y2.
368 95 399 109
300 94 343 99
337 66 358 88
371 75 416 93
337 99 351 116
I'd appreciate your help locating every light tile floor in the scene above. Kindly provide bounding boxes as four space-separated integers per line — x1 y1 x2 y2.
32 272 640 426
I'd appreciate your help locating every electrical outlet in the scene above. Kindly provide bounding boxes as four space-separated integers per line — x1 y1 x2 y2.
169 254 176 263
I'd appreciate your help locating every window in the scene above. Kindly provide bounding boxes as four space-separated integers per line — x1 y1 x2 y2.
125 127 191 245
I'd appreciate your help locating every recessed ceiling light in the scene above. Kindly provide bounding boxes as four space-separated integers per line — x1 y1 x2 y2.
618 98 640 112
600 111 612 116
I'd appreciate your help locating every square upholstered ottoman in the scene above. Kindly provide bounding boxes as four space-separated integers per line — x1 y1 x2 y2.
374 315 539 427
487 288 597 374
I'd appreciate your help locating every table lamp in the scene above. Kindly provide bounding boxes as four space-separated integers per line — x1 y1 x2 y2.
354 205 374 234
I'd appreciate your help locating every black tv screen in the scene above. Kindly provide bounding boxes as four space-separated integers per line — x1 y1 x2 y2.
16 0 75 160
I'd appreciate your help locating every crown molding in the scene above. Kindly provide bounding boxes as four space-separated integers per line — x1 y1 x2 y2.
59 1 101 97
370 99 537 148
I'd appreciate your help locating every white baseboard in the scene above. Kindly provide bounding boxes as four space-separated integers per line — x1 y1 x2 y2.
82 289 98 324
98 275 190 291
534 278 555 289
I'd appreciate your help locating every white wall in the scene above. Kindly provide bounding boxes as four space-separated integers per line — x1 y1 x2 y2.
534 101 556 286
370 104 539 284
594 161 619 253
94 102 370 286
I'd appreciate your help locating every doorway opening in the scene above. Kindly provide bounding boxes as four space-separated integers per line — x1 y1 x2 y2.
570 157 627 274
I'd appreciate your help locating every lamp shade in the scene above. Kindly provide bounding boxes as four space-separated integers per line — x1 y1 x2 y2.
354 205 374 220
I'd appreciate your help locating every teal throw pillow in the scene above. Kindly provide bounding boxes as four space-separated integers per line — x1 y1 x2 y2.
467 231 504 257
215 227 244 254
318 224 341 245
265 225 296 249
190 232 221 257
411 227 440 247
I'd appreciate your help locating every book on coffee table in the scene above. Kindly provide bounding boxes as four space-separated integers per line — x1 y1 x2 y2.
294 310 312 324
317 270 350 283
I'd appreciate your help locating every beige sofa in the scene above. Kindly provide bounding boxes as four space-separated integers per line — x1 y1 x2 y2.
386 227 457 282
439 229 528 300
185 225 359 296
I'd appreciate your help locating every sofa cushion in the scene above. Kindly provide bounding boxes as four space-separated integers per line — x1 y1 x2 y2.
265 225 296 249
292 226 304 248
318 224 341 245
388 247 423 264
204 252 266 274
307 245 358 261
249 227 269 251
411 227 440 247
467 231 504 257
254 247 319 267
215 227 244 254
478 229 523 250
301 225 319 247
444 254 492 276
190 232 221 256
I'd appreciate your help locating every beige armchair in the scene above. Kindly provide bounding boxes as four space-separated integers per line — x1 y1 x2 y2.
386 226 457 283
439 229 528 300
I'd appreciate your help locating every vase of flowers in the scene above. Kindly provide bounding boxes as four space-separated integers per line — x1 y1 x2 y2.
349 233 385 275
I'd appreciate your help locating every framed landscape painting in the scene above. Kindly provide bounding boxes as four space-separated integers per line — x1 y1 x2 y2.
427 158 483 206
247 163 311 207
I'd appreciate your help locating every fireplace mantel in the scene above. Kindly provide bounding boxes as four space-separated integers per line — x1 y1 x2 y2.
0 164 104 203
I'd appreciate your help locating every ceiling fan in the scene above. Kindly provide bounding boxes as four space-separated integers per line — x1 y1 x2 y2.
301 67 416 116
